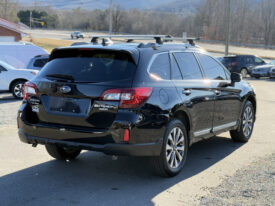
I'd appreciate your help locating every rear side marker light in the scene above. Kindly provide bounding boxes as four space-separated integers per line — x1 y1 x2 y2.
23 81 38 100
123 129 130 142
100 87 153 109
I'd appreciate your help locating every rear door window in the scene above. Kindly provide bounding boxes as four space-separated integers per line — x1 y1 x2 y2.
38 50 136 83
173 52 203 80
244 56 254 64
149 53 170 80
196 53 227 80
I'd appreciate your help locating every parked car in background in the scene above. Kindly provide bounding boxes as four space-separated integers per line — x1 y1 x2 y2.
0 60 38 98
18 40 256 177
0 42 48 69
71 31 84 39
26 54 49 70
251 60 275 79
70 42 89 46
220 55 266 78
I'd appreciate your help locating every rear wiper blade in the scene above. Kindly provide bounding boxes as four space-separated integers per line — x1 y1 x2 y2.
46 74 74 81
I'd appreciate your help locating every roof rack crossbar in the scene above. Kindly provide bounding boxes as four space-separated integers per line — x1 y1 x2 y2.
90 35 200 45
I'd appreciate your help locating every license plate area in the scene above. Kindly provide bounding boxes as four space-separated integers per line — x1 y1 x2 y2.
41 95 91 117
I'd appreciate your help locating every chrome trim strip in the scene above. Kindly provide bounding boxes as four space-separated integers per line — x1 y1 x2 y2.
213 121 237 132
193 121 237 137
194 128 211 137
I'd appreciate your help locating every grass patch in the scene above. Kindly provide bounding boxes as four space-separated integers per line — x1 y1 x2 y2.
23 37 74 53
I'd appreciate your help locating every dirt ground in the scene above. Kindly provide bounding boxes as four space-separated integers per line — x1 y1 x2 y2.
200 153 275 206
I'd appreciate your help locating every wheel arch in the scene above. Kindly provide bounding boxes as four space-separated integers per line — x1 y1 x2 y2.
172 110 191 143
246 94 257 115
9 79 28 91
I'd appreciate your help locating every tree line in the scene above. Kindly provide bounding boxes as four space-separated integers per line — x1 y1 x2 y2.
0 0 274 46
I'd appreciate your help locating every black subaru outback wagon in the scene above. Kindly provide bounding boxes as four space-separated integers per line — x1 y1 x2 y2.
18 39 256 177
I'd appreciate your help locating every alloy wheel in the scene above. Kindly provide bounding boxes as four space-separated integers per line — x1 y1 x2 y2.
241 69 248 78
242 106 254 137
14 83 24 98
166 127 185 169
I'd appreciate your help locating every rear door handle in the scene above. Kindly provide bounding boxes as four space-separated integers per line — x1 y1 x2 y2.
214 90 221 95
183 89 191 96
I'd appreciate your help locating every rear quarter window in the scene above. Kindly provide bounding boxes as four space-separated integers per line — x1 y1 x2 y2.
149 53 170 80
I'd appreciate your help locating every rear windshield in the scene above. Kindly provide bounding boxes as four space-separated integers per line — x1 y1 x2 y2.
222 57 237 63
38 50 136 83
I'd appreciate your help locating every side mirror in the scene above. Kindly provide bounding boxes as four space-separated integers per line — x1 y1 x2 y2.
231 72 241 83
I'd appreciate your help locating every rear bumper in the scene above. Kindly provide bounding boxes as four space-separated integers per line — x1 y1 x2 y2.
18 128 162 156
17 103 165 156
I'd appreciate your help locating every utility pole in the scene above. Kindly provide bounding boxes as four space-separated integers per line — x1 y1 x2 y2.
30 10 32 29
109 0 113 35
225 0 231 56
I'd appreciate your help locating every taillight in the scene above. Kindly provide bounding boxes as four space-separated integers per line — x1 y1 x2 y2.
231 62 237 66
23 81 38 100
100 87 153 109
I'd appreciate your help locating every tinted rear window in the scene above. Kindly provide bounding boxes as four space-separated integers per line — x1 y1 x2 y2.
34 58 48 68
222 57 237 63
38 50 136 83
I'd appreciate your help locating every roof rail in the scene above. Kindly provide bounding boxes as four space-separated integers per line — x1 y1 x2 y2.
90 35 200 45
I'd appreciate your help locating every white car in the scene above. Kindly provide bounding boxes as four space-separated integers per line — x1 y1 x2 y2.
0 60 38 99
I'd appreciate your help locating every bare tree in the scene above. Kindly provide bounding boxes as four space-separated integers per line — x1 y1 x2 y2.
0 0 19 21
112 5 124 33
260 0 275 45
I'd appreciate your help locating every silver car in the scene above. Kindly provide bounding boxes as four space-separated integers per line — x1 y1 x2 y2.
251 60 275 79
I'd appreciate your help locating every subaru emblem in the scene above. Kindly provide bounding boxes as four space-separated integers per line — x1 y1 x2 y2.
60 85 71 93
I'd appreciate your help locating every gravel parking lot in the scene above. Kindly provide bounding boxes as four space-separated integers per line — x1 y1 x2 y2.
0 78 274 206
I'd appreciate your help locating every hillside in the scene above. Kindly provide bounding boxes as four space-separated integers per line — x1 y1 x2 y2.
18 0 203 12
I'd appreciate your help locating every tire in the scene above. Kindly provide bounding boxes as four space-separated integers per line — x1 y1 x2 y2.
255 77 260 79
151 119 188 177
45 144 81 160
240 68 248 78
11 80 26 99
230 100 255 142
